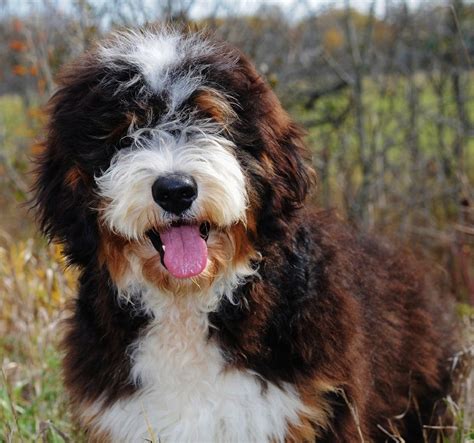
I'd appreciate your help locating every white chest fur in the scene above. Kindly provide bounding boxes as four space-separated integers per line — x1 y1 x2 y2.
86 295 305 442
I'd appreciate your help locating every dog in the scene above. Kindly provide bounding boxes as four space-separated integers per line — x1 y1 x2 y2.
34 28 457 442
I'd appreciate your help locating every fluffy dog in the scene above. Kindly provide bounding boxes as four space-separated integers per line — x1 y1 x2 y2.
34 28 457 442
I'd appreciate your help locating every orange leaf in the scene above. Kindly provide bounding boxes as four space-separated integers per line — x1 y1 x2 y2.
9 40 26 51
12 65 27 76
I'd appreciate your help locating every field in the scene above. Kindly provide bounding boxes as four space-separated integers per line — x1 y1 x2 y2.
0 75 473 442
0 95 84 441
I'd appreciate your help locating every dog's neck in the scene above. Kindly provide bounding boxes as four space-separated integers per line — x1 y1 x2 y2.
114 254 258 318
83 270 307 442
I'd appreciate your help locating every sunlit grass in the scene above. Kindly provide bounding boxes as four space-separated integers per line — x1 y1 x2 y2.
0 236 85 442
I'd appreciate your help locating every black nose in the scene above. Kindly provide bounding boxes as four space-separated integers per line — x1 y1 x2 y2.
151 174 198 215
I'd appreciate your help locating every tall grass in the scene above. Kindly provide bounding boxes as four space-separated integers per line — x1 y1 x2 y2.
0 236 84 441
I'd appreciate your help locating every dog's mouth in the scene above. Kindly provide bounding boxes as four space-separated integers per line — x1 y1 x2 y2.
146 221 210 279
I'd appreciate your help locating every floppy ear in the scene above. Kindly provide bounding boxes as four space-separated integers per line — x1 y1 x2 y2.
32 56 105 267
229 53 315 234
33 140 99 267
256 95 314 217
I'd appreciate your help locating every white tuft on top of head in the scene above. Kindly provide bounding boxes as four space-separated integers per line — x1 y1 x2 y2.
98 28 236 111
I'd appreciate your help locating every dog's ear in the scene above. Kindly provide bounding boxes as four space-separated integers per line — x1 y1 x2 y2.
230 53 315 232
32 55 105 266
33 140 99 267
256 101 314 218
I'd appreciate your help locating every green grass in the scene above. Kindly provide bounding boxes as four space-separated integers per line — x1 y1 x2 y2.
0 238 84 442
2 348 74 442
0 95 43 160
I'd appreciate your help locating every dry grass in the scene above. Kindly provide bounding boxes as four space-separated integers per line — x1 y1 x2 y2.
0 231 85 442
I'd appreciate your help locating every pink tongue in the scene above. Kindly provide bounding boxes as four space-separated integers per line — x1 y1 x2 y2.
160 225 208 279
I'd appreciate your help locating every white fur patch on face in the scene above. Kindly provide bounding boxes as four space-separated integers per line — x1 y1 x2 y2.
98 29 236 111
96 121 247 240
82 288 307 442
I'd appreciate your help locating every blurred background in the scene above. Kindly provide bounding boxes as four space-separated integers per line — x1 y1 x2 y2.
0 0 473 441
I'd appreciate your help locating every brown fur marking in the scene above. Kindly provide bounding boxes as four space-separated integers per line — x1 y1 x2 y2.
64 166 85 190
194 88 237 128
